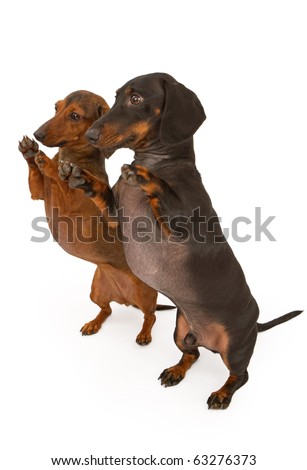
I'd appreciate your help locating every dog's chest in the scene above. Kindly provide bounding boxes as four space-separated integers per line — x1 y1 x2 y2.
116 179 190 292
117 181 164 263
42 178 111 263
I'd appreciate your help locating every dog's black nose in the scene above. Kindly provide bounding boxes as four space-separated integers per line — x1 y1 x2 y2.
34 130 46 142
85 128 100 144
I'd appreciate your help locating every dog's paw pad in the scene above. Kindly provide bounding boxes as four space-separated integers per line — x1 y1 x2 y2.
18 136 39 159
58 161 73 180
66 166 95 196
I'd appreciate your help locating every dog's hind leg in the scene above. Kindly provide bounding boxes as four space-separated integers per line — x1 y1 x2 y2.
80 266 112 336
207 371 249 410
207 327 257 410
159 309 200 386
129 282 158 345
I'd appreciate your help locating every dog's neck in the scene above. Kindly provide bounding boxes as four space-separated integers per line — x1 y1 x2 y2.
133 138 195 169
58 144 112 182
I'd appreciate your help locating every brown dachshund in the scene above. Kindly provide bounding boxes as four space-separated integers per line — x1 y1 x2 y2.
18 90 173 345
76 73 302 409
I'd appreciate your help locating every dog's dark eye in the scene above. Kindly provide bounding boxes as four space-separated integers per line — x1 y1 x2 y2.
70 112 80 121
54 104 58 112
130 94 142 105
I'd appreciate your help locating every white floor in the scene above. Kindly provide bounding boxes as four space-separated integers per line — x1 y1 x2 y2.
1 240 305 469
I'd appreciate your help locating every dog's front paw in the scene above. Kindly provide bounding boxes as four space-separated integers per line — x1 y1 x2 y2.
62 163 96 197
34 150 49 170
33 151 57 177
58 160 73 181
121 164 138 185
121 164 152 186
18 136 39 161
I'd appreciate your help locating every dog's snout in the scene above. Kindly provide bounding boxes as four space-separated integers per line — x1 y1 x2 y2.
85 128 101 144
34 130 46 142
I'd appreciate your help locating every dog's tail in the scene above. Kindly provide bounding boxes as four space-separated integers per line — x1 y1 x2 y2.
257 310 303 332
132 304 175 311
155 304 176 311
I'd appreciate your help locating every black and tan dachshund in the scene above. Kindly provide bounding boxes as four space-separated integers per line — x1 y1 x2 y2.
18 90 173 346
69 74 302 409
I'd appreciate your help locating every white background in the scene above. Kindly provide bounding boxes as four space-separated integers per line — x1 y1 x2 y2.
1 1 306 469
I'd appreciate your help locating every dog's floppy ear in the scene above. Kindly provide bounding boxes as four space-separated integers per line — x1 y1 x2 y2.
159 79 206 145
96 99 110 118
97 105 104 118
